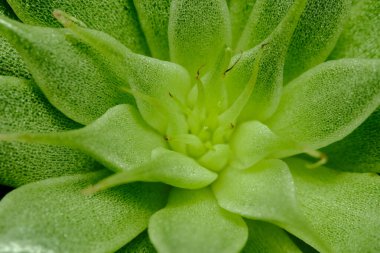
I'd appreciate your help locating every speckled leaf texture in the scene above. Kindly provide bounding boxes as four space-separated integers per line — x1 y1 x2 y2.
0 0 379 253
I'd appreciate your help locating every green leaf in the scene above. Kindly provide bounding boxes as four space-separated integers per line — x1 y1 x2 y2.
0 171 168 253
322 108 380 173
284 0 351 83
267 59 380 150
329 0 380 59
6 0 150 54
228 0 256 48
0 16 134 124
149 188 248 253
224 0 307 121
236 0 294 51
0 76 99 187
168 0 231 75
212 159 327 252
85 147 217 191
134 0 171 60
241 220 302 253
1 104 167 174
286 158 380 253
118 231 157 253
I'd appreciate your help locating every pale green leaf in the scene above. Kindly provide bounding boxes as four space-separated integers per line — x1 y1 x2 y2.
149 188 248 253
228 0 256 48
284 0 351 83
134 0 171 60
267 59 380 150
236 0 294 51
241 220 302 253
0 16 134 124
85 147 217 191
329 0 380 59
0 76 99 187
6 0 149 54
286 158 380 253
322 108 380 173
168 0 231 75
0 104 167 173
224 0 307 121
0 171 168 253
212 159 327 252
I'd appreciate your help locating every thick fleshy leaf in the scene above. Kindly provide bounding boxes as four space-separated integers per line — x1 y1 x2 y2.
85 147 217 191
118 231 157 253
168 0 231 75
6 0 149 54
242 220 302 253
0 171 168 253
149 188 248 253
228 0 256 48
0 76 99 187
322 108 380 173
267 59 380 150
0 16 134 124
224 0 307 121
212 159 326 251
284 0 351 83
1 104 167 173
134 0 171 60
329 0 380 59
0 1 30 78
236 0 294 51
286 158 380 253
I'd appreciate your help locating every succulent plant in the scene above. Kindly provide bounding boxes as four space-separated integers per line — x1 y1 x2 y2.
0 0 379 252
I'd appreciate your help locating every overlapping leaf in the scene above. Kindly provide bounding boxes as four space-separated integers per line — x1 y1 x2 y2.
0 76 98 187
0 171 168 253
149 188 248 253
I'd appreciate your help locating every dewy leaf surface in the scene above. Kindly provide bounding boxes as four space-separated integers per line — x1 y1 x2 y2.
1 104 167 174
168 0 231 75
329 0 380 59
0 171 168 253
149 188 248 253
241 220 302 253
283 0 351 83
0 76 99 187
267 59 380 150
0 1 29 78
322 108 380 173
118 231 157 253
286 158 380 253
6 0 150 54
0 16 134 125
133 0 171 60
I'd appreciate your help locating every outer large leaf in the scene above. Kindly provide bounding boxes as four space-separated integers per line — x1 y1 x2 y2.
134 0 171 60
6 0 149 54
0 171 168 253
267 59 380 150
149 188 248 253
228 0 256 48
284 0 351 83
0 76 98 187
242 220 302 253
212 159 327 252
1 104 166 173
286 158 380 253
322 108 380 173
224 0 307 121
0 16 134 124
118 231 157 253
0 1 29 78
168 0 231 75
329 0 380 59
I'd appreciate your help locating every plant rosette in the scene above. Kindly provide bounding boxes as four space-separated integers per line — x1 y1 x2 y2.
0 0 379 252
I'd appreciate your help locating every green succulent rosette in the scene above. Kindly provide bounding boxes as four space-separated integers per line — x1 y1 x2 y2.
0 0 379 252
